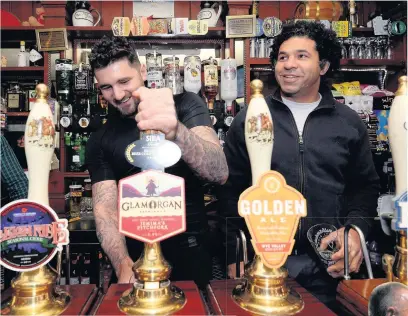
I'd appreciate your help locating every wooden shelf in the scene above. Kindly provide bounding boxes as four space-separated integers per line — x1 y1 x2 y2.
352 27 374 33
248 58 405 68
340 59 405 67
1 67 44 72
0 26 226 43
5 112 30 117
248 58 270 65
64 172 90 177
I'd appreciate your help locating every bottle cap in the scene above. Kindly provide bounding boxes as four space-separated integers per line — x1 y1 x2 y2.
20 41 25 46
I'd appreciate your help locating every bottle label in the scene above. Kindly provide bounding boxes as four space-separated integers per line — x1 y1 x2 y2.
79 117 89 128
73 155 80 163
224 115 234 127
223 66 237 80
7 94 20 108
29 49 43 63
185 61 201 84
147 70 163 88
74 69 90 91
204 65 218 86
210 114 217 126
60 117 71 128
56 63 73 71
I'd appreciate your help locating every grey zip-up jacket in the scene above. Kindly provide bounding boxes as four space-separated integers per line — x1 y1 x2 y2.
219 85 380 265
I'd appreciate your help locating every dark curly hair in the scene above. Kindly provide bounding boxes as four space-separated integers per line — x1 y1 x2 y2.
89 36 140 71
270 21 342 78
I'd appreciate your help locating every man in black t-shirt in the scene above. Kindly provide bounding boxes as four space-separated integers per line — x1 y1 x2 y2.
85 36 228 287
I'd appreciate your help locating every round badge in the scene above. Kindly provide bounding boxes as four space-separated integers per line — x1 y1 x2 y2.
0 200 69 272
263 17 282 37
210 115 217 126
224 116 234 127
79 117 90 128
125 136 182 170
255 18 264 37
60 116 71 128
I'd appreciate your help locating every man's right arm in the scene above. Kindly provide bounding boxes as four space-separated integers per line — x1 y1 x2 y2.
92 180 134 282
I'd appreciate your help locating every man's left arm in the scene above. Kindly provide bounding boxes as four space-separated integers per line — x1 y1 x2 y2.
173 123 228 184
344 125 380 237
322 125 380 278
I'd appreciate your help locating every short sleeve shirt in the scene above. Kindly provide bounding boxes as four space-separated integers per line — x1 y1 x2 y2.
85 91 212 245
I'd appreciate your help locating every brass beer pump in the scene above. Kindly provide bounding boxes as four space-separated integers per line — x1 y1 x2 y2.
117 128 186 315
2 84 70 315
382 76 408 286
118 242 186 315
232 80 304 315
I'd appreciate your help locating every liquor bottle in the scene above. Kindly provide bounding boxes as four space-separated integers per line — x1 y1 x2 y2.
17 41 27 67
7 83 26 112
224 107 234 129
78 98 91 129
203 57 218 126
217 128 225 147
146 51 163 89
55 59 74 104
80 253 91 284
74 63 92 95
81 178 93 217
60 259 67 285
70 253 80 285
60 102 73 128
184 56 202 94
70 133 82 172
29 44 44 67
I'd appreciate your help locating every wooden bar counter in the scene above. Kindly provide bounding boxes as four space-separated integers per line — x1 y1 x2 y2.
1 284 98 315
336 278 387 316
94 281 207 315
207 279 336 315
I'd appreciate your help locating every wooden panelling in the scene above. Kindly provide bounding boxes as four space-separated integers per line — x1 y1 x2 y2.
11 1 34 24
99 1 123 26
259 2 280 19
190 1 201 20
279 1 298 21
174 1 191 19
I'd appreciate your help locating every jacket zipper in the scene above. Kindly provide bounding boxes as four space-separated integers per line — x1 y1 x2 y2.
286 110 311 254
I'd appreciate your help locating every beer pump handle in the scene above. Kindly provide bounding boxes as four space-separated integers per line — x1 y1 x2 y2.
343 224 373 280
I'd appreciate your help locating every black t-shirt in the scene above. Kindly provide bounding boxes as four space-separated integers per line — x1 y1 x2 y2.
85 91 212 253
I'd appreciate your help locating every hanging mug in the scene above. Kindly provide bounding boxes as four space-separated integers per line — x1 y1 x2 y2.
72 7 101 27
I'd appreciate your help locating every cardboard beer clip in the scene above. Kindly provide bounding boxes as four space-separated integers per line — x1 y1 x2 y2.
118 170 186 243
239 171 307 268
111 17 131 37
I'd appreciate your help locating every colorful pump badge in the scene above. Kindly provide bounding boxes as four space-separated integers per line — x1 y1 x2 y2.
118 170 186 243
238 171 307 269
0 200 69 272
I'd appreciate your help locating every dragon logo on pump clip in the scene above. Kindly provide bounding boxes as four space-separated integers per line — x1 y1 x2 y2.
0 201 69 272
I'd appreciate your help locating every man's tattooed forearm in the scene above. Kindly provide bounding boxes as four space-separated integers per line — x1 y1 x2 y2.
93 181 130 273
94 215 128 273
174 123 228 184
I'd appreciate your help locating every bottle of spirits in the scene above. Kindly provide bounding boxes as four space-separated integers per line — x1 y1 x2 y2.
203 57 218 126
184 56 202 94
220 58 237 117
7 83 26 112
74 63 92 96
60 102 73 128
80 253 91 284
29 44 44 67
70 253 80 285
17 41 27 67
146 51 163 89
56 59 74 105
